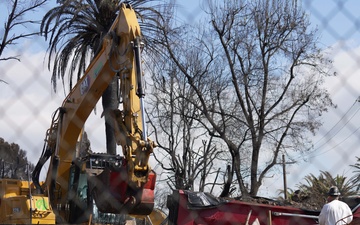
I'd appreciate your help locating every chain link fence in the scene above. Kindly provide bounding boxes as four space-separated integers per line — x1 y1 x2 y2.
1 0 360 224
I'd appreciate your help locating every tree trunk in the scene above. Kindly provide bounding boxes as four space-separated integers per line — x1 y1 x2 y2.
102 77 119 155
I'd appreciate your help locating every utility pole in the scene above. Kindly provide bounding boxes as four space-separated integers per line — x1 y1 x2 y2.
281 154 296 201
282 154 287 200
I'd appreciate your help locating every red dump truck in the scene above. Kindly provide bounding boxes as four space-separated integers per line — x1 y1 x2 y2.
167 190 360 225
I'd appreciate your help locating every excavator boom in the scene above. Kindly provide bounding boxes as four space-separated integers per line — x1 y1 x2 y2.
31 3 155 224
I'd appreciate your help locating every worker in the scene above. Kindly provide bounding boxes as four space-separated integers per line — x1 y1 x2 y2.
319 186 353 225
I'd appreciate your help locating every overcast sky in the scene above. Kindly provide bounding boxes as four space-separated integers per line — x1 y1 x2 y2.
1 0 360 197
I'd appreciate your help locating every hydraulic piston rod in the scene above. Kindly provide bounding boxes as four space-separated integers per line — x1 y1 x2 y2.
133 37 147 141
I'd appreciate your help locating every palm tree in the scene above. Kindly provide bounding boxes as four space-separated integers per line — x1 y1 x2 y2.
40 0 165 154
294 171 358 209
350 156 360 191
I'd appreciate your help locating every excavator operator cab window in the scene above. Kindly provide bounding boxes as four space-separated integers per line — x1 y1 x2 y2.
67 163 92 223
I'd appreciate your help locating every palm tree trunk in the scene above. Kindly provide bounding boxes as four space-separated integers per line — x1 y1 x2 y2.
102 77 119 155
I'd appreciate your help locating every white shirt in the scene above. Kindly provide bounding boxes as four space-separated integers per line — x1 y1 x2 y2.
319 199 353 225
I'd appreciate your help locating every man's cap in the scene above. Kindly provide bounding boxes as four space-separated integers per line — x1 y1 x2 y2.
328 186 341 196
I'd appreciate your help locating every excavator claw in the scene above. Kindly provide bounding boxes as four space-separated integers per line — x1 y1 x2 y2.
86 154 155 215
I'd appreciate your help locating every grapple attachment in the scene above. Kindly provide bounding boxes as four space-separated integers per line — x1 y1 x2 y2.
87 155 155 215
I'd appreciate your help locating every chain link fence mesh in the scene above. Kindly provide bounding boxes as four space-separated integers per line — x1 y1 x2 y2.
1 0 360 224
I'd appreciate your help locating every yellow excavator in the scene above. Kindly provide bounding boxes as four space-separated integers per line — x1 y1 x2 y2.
0 179 56 224
0 3 165 224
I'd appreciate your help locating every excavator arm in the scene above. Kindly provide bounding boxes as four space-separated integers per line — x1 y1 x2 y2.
32 3 155 224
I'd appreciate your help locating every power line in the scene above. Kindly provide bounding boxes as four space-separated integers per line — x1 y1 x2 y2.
299 97 360 160
312 98 360 151
308 123 360 159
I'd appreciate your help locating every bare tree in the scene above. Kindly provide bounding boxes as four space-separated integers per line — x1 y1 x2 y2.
0 0 46 61
152 0 335 196
0 0 46 84
147 64 227 194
